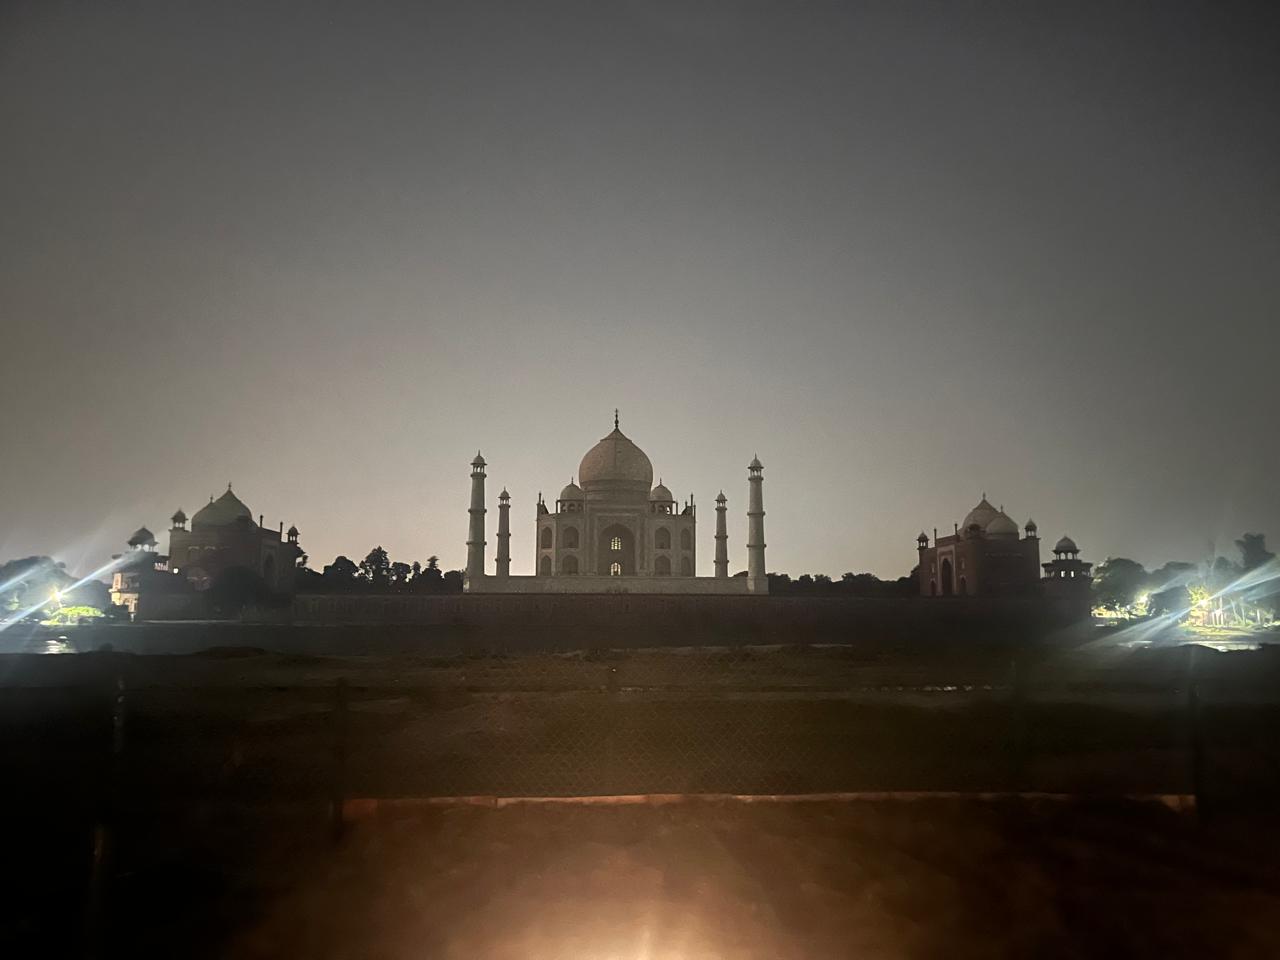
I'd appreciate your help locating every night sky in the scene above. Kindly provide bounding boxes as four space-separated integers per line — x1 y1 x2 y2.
2 0 1278 579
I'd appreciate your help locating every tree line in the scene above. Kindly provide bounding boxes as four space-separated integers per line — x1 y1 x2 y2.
1093 532 1277 621
298 548 464 594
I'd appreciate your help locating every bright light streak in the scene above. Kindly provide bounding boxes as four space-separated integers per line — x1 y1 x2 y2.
0 553 134 634
1096 557 1280 650
0 558 57 598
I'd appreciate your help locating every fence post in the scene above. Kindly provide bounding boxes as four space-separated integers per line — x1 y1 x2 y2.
85 671 125 959
329 677 348 842
1185 645 1208 825
1008 654 1028 793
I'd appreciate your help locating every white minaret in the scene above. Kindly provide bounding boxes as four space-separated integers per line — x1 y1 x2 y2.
746 456 766 591
496 487 511 578
466 452 487 583
714 490 729 578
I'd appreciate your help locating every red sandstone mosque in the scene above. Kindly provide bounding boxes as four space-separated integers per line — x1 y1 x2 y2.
916 495 1092 602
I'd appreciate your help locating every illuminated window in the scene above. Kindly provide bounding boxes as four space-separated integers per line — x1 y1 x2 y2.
610 536 622 551
610 562 622 576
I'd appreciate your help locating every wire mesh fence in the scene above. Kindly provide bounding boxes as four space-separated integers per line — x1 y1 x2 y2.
6 642 1280 813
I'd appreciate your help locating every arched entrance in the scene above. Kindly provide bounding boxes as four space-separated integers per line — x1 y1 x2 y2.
597 524 636 576
940 558 954 596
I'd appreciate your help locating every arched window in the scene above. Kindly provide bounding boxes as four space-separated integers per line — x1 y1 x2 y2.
540 527 553 549
680 556 692 576
564 527 579 549
680 529 692 550
562 555 579 574
610 562 622 576
539 555 552 576
654 555 671 575
958 575 968 595
655 528 671 550
610 536 623 551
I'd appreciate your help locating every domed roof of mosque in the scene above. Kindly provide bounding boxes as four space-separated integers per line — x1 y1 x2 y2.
649 481 673 501
986 512 1020 537
1054 535 1079 553
962 496 1000 531
559 478 583 501
128 526 157 548
578 421 653 492
191 487 254 528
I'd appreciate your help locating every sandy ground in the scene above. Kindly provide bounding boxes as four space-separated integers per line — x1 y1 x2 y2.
4 644 1280 956
217 800 1280 959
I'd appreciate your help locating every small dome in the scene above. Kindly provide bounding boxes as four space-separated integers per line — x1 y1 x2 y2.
986 513 1019 537
471 451 486 467
191 488 254 528
917 530 929 543
649 481 673 502
287 524 299 536
128 526 157 548
962 496 1000 531
1054 535 1078 553
1025 518 1037 532
171 508 187 524
499 487 510 500
578 426 653 493
716 490 727 503
559 479 583 501
749 455 763 470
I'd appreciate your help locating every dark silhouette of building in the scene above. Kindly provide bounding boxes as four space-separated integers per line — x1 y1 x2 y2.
167 485 302 593
916 495 1042 597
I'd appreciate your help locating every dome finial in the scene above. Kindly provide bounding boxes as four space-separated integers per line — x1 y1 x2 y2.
614 408 619 430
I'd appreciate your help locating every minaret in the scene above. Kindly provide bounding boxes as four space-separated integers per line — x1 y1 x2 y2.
747 455 766 590
466 451 487 583
714 491 729 578
496 487 511 578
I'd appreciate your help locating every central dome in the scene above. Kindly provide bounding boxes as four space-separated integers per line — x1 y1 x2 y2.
192 488 254 528
578 426 653 496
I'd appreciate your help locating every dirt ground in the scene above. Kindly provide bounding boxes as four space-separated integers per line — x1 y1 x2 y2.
4 643 1280 956
132 799 1280 959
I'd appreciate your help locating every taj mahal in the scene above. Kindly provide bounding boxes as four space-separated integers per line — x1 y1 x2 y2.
464 413 768 594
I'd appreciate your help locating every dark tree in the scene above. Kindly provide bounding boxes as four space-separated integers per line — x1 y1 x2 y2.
390 561 412 587
1149 584 1190 616
1209 555 1241 590
1236 533 1275 572
1092 558 1148 611
321 555 359 591
359 546 391 586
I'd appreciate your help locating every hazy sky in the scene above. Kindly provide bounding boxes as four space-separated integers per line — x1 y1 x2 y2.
2 0 1278 579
